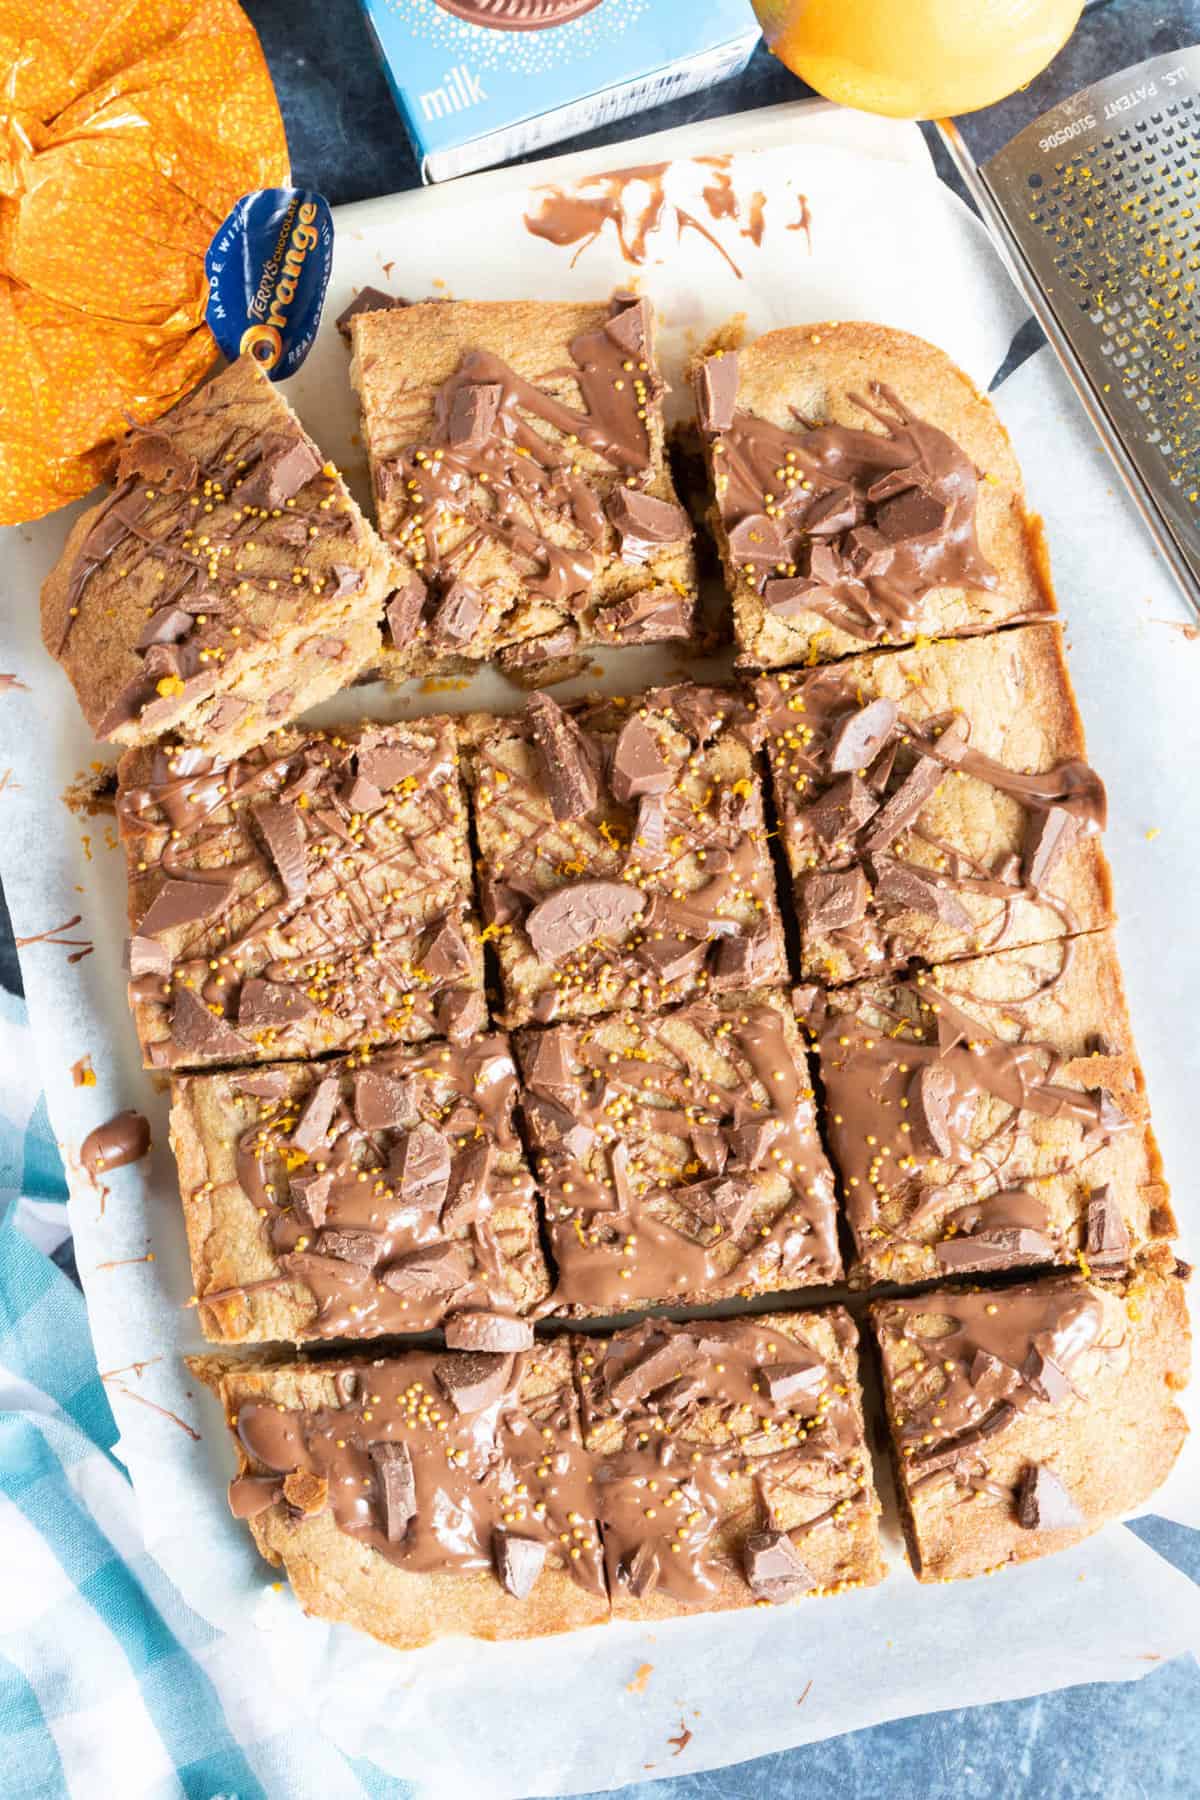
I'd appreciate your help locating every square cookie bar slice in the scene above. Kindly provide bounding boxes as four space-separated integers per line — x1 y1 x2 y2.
118 716 484 1069
813 932 1174 1287
574 1311 885 1619
350 295 697 682
463 683 788 1027
871 1249 1190 1582
693 322 1052 669
516 992 842 1314
41 354 402 759
754 624 1112 984
171 1034 547 1343
200 1339 607 1649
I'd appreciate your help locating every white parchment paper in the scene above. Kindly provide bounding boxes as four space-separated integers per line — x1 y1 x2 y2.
0 102 1196 1796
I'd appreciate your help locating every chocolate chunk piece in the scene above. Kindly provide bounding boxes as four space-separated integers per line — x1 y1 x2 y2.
691 1126 728 1175
605 488 689 562
135 605 195 650
862 716 968 854
315 1228 380 1269
608 1334 698 1411
328 564 364 599
419 917 471 982
676 1176 755 1238
235 1070 291 1100
289 1169 332 1231
353 1070 418 1132
227 1474 282 1519
441 1141 495 1230
743 1528 814 1601
169 987 250 1061
252 799 308 902
727 1116 782 1171
1085 1186 1130 1268
344 772 385 815
1021 1345 1075 1404
875 487 947 540
1024 805 1078 890
803 773 878 845
605 294 650 356
493 1529 547 1600
370 1441 417 1542
496 627 583 686
596 588 689 643
827 697 897 774
434 1350 512 1414
237 977 314 1029
762 576 823 620
695 352 739 434
446 1312 535 1352
437 987 488 1045
336 286 406 338
525 692 599 820
239 435 322 510
870 858 972 929
381 1243 469 1295
801 867 870 935
526 880 645 963
393 1122 452 1208
908 1404 1017 1472
386 572 428 649
761 1356 825 1407
907 1063 957 1160
1016 1463 1084 1532
291 1076 340 1154
139 878 231 938
429 580 484 646
610 713 672 804
710 927 777 988
127 934 172 978
934 1228 1053 1270
619 1540 659 1597
522 1031 576 1106
356 736 428 793
446 381 502 449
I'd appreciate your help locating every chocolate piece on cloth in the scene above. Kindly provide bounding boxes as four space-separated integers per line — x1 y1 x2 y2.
461 682 787 1028
170 1035 547 1344
194 1338 607 1649
573 1311 885 1619
350 296 697 683
117 716 485 1069
693 319 1053 671
753 625 1111 984
41 356 411 759
870 1249 1189 1582
816 932 1173 1287
515 991 842 1315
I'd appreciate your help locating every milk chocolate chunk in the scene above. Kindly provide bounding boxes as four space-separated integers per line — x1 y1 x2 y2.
804 773 878 845
907 1063 957 1160
329 564 364 599
604 294 649 356
139 878 231 937
291 1076 340 1154
1024 804 1078 890
870 858 972 929
315 1228 381 1269
344 773 385 815
605 488 689 562
237 978 314 1029
696 352 739 434
677 1175 755 1237
420 918 471 981
335 285 407 337
525 693 599 820
437 987 488 1044
441 1141 496 1231
356 736 427 793
828 697 897 773
727 1116 782 1171
522 1030 576 1104
445 1312 535 1352
386 573 428 649
875 486 947 540
169 987 250 1061
1021 1343 1075 1404
801 867 870 934
135 605 195 649
497 626 582 682
1016 1463 1084 1531
763 576 821 620
370 1441 417 1542
1085 1187 1130 1267
863 718 968 853
238 435 322 509
446 381 502 449
608 1335 698 1411
619 1540 660 1597
610 713 671 803
691 1125 729 1174
252 799 308 902
353 1070 418 1132
526 880 645 962
430 580 484 646
434 1350 512 1414
394 1122 451 1207
289 1168 332 1230
636 927 707 983
227 1473 282 1519
711 928 776 986
381 1242 469 1294
760 1357 825 1407
493 1529 547 1600
128 934 171 978
597 589 689 642
935 1228 1052 1270
743 1528 814 1601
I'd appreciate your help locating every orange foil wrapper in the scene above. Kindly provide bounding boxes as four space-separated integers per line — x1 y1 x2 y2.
0 0 290 524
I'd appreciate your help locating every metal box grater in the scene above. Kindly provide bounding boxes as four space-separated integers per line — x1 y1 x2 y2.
939 47 1200 615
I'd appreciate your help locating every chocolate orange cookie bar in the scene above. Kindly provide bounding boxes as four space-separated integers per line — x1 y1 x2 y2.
201 1339 608 1649
463 683 788 1027
118 716 484 1069
41 355 401 760
575 1312 885 1618
871 1249 1189 1582
516 992 842 1313
813 932 1174 1287
754 625 1112 984
350 295 697 682
171 1034 547 1343
693 322 1052 669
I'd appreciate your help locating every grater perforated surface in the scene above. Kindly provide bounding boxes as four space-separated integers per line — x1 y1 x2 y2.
977 48 1200 605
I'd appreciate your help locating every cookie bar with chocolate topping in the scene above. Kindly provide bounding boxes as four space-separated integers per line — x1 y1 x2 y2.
170 1034 548 1343
41 355 406 760
195 1339 608 1649
574 1312 886 1618
813 931 1175 1287
754 624 1113 984
871 1248 1190 1582
118 716 485 1070
461 682 788 1027
692 321 1053 670
349 295 697 682
516 992 842 1314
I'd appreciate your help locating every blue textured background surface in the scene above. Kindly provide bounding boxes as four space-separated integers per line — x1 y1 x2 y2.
7 0 1197 1792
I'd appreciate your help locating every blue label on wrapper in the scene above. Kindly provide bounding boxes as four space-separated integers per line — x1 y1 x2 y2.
205 189 334 379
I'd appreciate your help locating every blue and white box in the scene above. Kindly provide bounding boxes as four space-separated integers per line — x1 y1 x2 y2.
359 0 762 183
